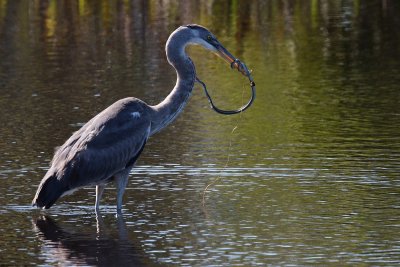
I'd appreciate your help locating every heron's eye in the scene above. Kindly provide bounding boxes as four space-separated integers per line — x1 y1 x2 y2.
207 35 212 41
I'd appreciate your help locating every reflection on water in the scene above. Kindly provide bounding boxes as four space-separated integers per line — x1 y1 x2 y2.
1 0 400 266
33 215 148 266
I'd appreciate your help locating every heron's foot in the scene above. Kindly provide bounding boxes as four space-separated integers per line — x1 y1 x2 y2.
115 207 123 217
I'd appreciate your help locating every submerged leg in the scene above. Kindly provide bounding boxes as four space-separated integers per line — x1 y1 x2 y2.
95 184 105 213
114 171 130 215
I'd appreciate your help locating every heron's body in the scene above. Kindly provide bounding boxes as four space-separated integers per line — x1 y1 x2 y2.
33 98 151 211
32 24 249 214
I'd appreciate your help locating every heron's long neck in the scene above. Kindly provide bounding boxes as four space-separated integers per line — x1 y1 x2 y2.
150 51 195 135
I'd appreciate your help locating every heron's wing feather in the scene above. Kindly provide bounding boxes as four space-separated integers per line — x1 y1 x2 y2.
50 98 151 189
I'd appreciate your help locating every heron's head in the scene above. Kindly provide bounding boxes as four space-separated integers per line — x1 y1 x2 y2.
186 24 250 76
168 24 250 77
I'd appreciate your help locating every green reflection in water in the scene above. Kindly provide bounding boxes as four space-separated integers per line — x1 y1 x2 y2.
0 0 400 266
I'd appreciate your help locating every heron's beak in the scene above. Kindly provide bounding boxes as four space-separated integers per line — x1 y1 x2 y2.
215 44 250 77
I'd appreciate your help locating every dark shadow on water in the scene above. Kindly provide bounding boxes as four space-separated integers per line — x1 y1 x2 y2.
32 214 158 266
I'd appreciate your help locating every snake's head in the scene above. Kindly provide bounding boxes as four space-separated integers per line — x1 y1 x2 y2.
229 59 252 77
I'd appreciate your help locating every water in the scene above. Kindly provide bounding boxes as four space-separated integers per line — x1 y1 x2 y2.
1 0 400 266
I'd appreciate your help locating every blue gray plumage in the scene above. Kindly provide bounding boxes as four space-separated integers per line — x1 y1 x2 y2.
32 24 244 214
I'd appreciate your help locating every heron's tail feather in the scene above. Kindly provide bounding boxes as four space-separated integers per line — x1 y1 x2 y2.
32 173 66 209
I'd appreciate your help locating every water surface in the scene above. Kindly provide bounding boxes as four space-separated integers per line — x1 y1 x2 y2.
0 1 400 266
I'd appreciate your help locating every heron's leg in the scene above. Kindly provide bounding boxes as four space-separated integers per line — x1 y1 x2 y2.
115 173 129 215
96 211 105 235
95 184 105 213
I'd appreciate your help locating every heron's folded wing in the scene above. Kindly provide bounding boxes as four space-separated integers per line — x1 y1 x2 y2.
50 98 152 189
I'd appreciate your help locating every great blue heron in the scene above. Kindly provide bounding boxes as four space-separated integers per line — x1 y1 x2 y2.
32 24 254 214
